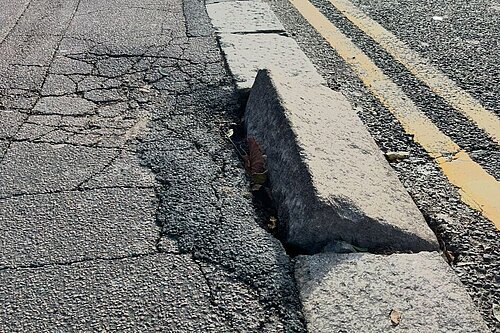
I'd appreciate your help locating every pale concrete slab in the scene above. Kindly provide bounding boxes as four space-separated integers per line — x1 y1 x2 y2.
217 33 325 91
246 69 438 253
207 1 285 33
295 252 489 333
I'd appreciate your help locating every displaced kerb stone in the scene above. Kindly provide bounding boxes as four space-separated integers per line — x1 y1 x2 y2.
245 69 438 253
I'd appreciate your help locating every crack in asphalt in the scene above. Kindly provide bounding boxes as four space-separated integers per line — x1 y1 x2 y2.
0 185 157 201
0 137 133 151
0 251 165 272
75 149 124 189
0 0 33 46
192 256 218 305
0 0 82 162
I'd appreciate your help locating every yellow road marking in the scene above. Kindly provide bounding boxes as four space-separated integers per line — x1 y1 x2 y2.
289 0 500 229
327 0 500 146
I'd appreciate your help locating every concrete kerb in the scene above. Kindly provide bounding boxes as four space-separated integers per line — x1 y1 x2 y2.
206 1 286 33
295 252 490 333
206 0 325 95
246 68 438 253
205 1 489 331
206 0 437 253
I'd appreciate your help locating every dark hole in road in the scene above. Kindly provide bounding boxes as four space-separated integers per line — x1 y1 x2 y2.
226 94 304 256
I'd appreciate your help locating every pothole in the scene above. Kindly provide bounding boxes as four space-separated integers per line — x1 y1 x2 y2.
224 94 289 245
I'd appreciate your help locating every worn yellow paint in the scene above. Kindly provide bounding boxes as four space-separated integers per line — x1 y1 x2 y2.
327 0 500 146
289 0 500 228
437 151 500 227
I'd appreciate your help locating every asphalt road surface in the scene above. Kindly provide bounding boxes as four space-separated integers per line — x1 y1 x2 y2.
0 0 498 332
0 0 306 331
267 0 499 330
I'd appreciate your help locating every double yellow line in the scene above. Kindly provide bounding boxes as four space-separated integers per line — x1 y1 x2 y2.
289 0 500 228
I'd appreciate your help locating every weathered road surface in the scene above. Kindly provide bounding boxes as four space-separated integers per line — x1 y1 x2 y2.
266 0 499 330
0 0 305 331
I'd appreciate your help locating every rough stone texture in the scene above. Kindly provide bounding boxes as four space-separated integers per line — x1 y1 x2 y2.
216 33 324 91
267 1 500 329
295 252 490 333
206 1 285 33
246 69 438 253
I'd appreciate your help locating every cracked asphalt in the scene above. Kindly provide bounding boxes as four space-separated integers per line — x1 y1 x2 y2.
0 0 306 331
